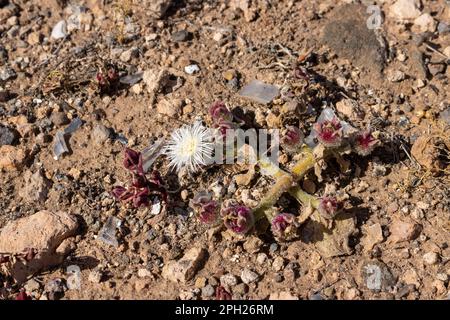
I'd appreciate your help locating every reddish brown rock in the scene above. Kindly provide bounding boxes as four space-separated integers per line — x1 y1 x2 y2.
389 217 422 243
0 210 79 283
162 246 206 283
361 223 384 252
0 145 27 171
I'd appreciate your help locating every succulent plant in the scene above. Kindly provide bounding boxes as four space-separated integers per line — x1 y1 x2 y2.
313 117 343 148
317 196 341 219
95 64 120 94
15 291 31 300
123 147 144 174
209 101 241 139
281 126 304 153
190 191 220 225
209 101 233 123
353 130 379 156
271 213 299 241
112 148 167 208
220 200 254 234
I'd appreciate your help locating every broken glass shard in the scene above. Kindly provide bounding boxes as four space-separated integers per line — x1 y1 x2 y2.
53 131 69 160
53 118 84 160
120 72 144 85
238 80 279 104
63 117 83 134
150 196 162 215
97 216 122 248
142 138 166 172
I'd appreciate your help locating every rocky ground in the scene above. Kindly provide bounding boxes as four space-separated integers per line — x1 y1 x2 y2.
0 0 449 300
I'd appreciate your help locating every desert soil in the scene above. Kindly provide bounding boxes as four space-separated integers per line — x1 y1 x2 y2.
0 0 449 300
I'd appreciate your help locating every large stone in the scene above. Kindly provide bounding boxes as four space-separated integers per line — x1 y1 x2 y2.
322 4 387 76
422 252 439 265
243 236 263 253
162 246 206 283
91 124 111 145
240 268 259 284
143 68 171 101
361 260 396 291
220 273 238 288
0 65 16 81
0 210 79 283
51 20 68 40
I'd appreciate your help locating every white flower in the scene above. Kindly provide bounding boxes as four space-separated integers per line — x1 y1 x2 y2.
164 121 215 173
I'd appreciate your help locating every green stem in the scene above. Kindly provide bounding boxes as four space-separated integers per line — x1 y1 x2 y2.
288 186 320 209
253 174 293 222
290 146 315 178
252 144 323 223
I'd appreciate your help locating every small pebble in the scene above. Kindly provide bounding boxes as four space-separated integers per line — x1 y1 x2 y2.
423 252 439 265
201 284 215 297
269 243 278 253
240 268 259 284
184 64 200 75
171 30 191 42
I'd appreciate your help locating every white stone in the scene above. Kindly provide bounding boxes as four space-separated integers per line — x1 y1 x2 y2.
387 70 405 82
213 32 224 42
137 268 152 278
120 48 138 63
389 0 421 21
416 201 429 210
397 51 407 62
414 13 437 33
51 20 68 40
184 64 200 75
416 79 426 88
241 268 259 284
220 273 238 287
423 252 439 265
161 247 206 283
272 256 285 272
256 253 268 265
